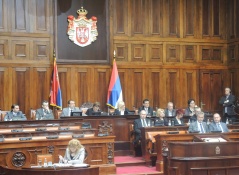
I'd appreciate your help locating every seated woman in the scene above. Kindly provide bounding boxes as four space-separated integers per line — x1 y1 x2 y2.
154 108 168 126
184 99 196 117
4 104 27 121
85 102 101 116
59 139 85 164
114 101 130 115
171 109 185 125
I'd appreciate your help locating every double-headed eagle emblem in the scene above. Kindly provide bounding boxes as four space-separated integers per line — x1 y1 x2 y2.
67 7 98 47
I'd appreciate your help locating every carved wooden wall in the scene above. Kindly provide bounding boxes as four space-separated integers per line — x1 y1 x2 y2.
0 0 239 117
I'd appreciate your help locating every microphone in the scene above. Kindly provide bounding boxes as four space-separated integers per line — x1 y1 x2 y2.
46 132 59 139
19 133 32 141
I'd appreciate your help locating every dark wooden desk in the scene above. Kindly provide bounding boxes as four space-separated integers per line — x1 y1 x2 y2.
165 142 239 175
1 166 99 175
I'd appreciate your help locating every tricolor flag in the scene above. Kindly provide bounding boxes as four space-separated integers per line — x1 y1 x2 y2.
107 59 123 109
50 55 62 109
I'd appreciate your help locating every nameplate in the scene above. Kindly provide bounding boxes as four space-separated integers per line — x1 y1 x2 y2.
232 129 239 132
35 128 47 131
167 131 179 134
11 129 23 133
46 135 59 139
19 137 32 141
98 133 108 137
58 127 70 131
72 134 84 138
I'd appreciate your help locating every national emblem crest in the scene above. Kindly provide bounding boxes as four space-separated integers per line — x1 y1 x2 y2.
67 7 98 47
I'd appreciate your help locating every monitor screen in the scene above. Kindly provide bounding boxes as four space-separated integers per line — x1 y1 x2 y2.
71 112 82 117
92 111 101 116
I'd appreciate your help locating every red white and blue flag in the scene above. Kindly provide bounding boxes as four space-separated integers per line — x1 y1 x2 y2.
107 59 123 109
50 56 62 109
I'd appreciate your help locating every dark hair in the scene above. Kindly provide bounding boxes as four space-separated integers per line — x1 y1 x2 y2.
187 99 195 105
143 99 149 104
176 109 184 115
11 104 19 110
42 100 48 105
93 102 100 107
68 100 75 104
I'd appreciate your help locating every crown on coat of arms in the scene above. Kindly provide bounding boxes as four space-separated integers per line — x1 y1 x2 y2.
77 7 88 17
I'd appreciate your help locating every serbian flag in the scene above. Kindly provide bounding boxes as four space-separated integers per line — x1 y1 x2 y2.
107 59 123 109
50 56 62 109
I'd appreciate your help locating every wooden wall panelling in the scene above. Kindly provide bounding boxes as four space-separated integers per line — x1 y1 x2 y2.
11 67 30 116
11 40 30 60
148 44 163 62
165 69 180 109
184 0 195 37
133 69 144 109
236 0 239 39
0 38 8 60
113 0 128 35
202 0 210 36
181 69 198 109
166 44 180 62
0 67 10 110
76 68 91 107
115 43 128 62
199 70 223 113
0 0 7 32
183 45 196 63
131 0 146 35
149 0 163 35
131 44 146 62
33 40 50 60
117 69 126 107
229 70 238 98
148 69 165 109
94 68 110 111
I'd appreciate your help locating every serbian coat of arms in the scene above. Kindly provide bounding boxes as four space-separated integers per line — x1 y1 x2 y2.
67 7 98 47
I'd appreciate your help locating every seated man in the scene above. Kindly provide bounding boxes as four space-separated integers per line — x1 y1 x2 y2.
4 104 27 121
133 110 151 144
189 107 206 123
36 100 54 120
85 102 101 116
209 113 229 133
188 112 209 133
60 100 81 117
164 102 176 116
138 99 154 117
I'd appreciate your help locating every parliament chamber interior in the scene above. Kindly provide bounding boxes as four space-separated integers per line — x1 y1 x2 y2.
0 0 239 175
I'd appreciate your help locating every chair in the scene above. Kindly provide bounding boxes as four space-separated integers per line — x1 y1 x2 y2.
30 109 36 120
55 110 62 119
0 111 8 121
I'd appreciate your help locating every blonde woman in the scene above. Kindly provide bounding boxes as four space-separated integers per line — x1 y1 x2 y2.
114 101 130 115
154 108 168 126
59 139 85 164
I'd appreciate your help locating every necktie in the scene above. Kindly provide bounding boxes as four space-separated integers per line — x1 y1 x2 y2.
217 123 223 132
200 123 204 133
142 119 147 127
70 109 73 116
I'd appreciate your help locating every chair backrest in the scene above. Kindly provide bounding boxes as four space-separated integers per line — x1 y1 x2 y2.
55 110 62 119
30 109 36 120
0 111 8 121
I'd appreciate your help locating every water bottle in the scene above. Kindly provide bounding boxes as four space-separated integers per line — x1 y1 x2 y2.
168 119 171 126
226 118 229 125
43 158 48 167
172 120 175 126
147 120 151 127
207 118 210 125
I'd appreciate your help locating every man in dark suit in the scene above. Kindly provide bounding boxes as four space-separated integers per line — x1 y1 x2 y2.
86 102 101 116
138 99 154 117
219 87 236 122
164 102 176 116
188 112 209 133
209 113 229 133
36 100 54 120
4 104 27 121
60 100 81 117
133 110 151 144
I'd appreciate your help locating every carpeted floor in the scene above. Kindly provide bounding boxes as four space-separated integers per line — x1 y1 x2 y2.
116 165 159 174
114 156 145 163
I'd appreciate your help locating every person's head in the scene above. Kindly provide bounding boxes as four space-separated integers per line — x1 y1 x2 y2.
93 102 100 112
11 104 20 113
142 99 150 108
194 107 201 115
117 101 125 111
196 111 205 123
68 100 76 109
156 108 165 118
188 99 195 108
67 139 84 153
139 110 147 119
213 113 221 123
225 87 231 96
42 100 49 110
176 109 184 118
167 102 174 111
